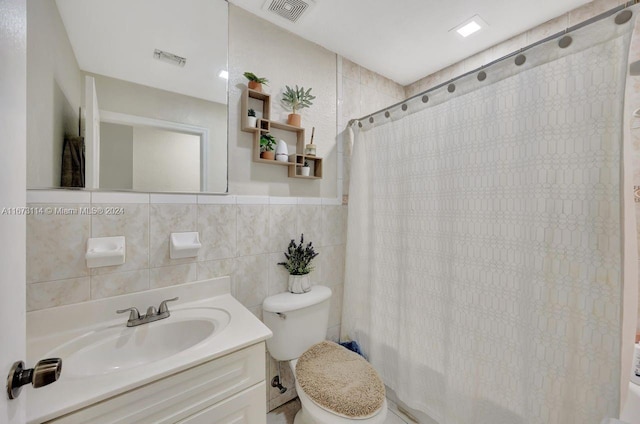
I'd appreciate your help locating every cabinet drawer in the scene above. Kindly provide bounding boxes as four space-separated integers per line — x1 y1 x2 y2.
49 342 265 424
177 382 266 424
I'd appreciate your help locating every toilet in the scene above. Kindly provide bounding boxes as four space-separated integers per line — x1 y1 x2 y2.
263 285 388 424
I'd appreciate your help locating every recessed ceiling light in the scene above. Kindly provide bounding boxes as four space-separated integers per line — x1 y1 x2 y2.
451 15 487 39
218 70 229 79
457 21 481 37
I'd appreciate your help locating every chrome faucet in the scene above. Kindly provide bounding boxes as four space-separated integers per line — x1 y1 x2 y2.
117 297 179 327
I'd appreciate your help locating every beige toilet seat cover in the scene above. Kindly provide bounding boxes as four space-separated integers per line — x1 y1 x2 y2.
295 341 385 418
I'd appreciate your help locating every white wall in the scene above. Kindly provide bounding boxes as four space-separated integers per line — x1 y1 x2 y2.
228 5 337 197
132 127 200 192
26 0 82 188
0 0 27 421
100 122 133 190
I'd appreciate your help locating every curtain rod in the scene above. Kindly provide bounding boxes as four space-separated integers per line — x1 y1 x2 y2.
348 1 637 127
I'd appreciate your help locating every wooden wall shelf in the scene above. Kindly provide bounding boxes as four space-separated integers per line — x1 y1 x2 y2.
288 154 323 179
255 158 294 167
240 88 322 180
241 89 270 132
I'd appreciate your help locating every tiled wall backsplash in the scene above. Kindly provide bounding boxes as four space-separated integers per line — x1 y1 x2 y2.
26 191 345 315
26 190 346 410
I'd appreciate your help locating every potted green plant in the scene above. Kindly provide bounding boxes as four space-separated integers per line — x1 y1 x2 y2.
260 133 276 160
281 85 315 127
244 72 269 92
247 108 258 128
301 160 311 177
278 234 319 294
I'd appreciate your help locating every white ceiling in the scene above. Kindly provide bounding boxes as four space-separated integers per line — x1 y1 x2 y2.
55 0 594 100
55 0 228 104
230 0 592 86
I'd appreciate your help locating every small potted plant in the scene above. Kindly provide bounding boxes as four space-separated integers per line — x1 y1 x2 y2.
247 108 257 128
278 234 319 294
244 72 269 92
301 160 311 176
260 133 276 160
281 85 315 127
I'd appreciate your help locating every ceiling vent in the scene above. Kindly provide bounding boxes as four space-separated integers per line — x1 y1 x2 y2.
263 0 315 23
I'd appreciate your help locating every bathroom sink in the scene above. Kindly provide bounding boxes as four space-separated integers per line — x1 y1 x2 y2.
47 307 230 378
26 277 274 424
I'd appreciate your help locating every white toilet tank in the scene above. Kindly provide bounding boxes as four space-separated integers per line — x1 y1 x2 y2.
262 285 332 361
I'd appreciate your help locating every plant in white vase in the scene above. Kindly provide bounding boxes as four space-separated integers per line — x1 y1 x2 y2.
278 234 319 294
301 160 311 176
247 108 258 128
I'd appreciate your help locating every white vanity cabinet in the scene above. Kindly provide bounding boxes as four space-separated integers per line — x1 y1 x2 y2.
47 342 267 424
28 278 272 424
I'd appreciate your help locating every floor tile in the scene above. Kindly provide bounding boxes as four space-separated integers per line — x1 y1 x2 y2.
385 409 409 424
267 398 300 424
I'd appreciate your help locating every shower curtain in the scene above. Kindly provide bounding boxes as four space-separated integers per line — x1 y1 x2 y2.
343 13 635 424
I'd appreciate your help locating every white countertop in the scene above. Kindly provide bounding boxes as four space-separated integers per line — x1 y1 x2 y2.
26 277 272 424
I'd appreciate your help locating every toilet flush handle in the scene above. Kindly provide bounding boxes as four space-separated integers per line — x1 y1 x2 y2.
276 312 287 320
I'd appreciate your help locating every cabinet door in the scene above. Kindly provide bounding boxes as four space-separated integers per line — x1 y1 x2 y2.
178 382 266 424
49 343 265 424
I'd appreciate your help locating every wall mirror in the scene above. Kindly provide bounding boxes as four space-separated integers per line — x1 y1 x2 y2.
26 0 229 193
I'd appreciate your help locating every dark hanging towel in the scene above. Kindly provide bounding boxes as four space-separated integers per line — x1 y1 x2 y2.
61 108 86 188
61 135 85 188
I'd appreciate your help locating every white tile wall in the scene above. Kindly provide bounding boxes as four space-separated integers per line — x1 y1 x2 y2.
91 203 149 275
26 203 91 283
339 57 405 199
26 192 346 313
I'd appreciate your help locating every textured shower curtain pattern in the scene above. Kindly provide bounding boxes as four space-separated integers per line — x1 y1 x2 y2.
343 29 629 424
